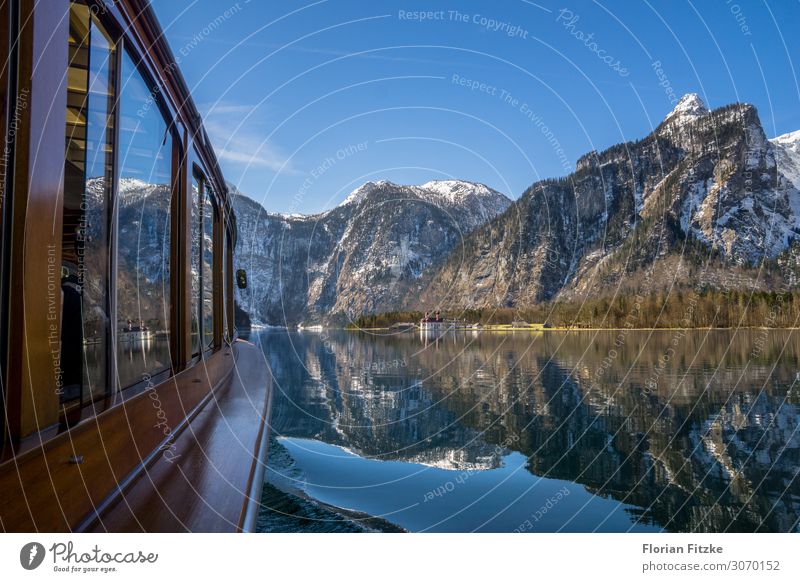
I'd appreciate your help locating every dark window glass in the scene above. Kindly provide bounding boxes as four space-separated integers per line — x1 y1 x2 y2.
227 232 235 341
61 3 116 415
202 187 215 349
222 228 230 342
115 48 172 388
190 174 201 355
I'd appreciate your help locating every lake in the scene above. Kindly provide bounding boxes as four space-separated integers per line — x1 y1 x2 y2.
249 328 800 533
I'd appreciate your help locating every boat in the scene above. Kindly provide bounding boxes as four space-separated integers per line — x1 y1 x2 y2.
0 0 271 532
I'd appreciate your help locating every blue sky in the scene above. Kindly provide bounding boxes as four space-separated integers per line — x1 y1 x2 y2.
152 0 800 214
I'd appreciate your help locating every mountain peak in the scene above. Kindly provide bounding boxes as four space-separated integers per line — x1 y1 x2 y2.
663 93 709 125
771 129 800 148
417 180 499 202
770 129 800 190
339 179 508 209
340 180 397 207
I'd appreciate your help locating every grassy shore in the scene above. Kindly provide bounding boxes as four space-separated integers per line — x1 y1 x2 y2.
348 325 800 332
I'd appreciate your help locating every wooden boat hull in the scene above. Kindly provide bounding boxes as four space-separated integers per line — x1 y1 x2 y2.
0 340 271 532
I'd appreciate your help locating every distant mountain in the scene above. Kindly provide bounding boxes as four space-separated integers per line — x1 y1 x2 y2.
232 93 800 324
771 129 800 190
233 180 511 325
83 177 171 330
417 94 800 310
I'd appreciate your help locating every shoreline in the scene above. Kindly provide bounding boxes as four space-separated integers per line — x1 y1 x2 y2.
345 326 800 332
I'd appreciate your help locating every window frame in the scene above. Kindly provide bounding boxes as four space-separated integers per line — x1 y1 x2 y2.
191 163 220 354
190 164 203 358
60 2 120 418
59 3 184 407
0 0 12 452
224 228 234 344
2 0 236 450
112 37 182 392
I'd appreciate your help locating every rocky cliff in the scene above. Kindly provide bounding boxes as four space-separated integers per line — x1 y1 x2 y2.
419 94 800 309
233 180 511 325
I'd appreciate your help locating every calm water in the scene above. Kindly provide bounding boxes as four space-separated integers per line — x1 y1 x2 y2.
251 328 800 533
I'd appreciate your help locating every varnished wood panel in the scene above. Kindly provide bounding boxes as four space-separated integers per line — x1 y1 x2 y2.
0 0 11 453
6 0 70 437
0 345 236 532
0 0 265 534
86 340 270 532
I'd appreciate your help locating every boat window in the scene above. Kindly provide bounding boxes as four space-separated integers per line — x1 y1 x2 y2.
223 228 231 342
60 3 116 417
190 172 201 355
227 231 235 340
115 47 173 388
0 0 6 449
202 185 216 349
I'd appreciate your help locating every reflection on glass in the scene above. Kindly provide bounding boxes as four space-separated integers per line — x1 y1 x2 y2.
115 49 172 388
222 231 229 342
190 175 201 355
61 3 116 412
202 188 215 349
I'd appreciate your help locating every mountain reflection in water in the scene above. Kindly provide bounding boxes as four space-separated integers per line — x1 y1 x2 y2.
251 329 800 533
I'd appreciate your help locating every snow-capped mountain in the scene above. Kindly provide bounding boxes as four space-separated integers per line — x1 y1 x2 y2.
419 94 800 308
234 180 511 324
234 93 800 322
83 176 171 328
771 129 800 190
660 92 709 126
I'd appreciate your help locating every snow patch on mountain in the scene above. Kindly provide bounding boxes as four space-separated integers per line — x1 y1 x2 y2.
235 179 511 324
417 180 499 203
662 93 709 126
340 180 396 207
771 130 800 190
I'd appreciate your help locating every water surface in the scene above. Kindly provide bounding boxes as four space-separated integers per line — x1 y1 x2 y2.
251 328 800 533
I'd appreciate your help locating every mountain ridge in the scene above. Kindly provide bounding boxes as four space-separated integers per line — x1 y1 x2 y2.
233 179 511 324
415 96 800 313
232 93 800 325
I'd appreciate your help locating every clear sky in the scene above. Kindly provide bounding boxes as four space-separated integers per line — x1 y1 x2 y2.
152 0 800 214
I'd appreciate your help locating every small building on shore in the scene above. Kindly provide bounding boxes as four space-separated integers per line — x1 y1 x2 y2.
420 311 447 331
